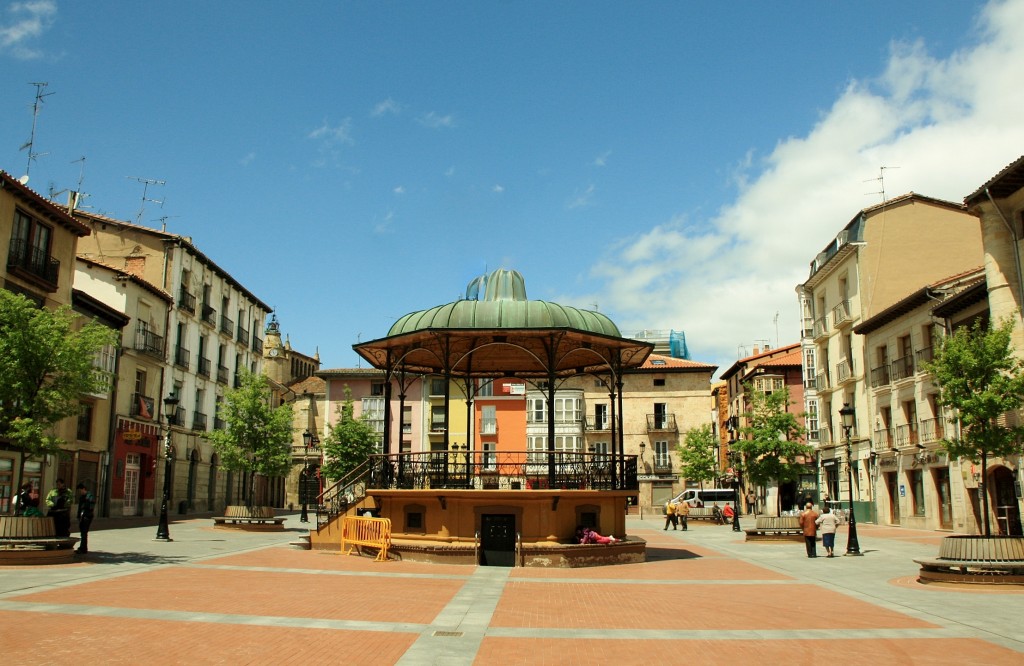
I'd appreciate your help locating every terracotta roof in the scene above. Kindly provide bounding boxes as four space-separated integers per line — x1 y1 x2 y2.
288 375 326 394
757 349 802 368
1 170 90 236
76 256 172 303
631 353 717 372
317 367 387 378
965 154 1024 206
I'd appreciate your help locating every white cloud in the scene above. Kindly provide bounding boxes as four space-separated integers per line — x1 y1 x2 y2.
492 184 504 194
567 184 595 209
239 151 256 167
586 0 1024 373
417 111 455 129
0 0 57 59
593 151 611 167
371 98 401 117
308 118 354 144
374 209 396 234
444 166 456 177
393 185 405 195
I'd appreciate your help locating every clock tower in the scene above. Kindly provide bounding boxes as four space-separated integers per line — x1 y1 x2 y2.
263 314 286 384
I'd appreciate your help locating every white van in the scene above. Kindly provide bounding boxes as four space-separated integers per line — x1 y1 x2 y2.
670 488 737 509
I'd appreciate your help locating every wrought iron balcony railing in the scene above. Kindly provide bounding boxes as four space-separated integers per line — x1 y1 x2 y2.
134 324 165 359
6 238 59 290
646 414 677 432
178 288 196 314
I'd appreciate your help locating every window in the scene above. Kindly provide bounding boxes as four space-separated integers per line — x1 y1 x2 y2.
909 469 925 516
528 397 547 423
483 442 496 470
527 435 546 463
77 403 94 441
654 440 670 468
653 403 668 429
476 379 493 397
370 382 385 396
9 209 56 284
402 406 412 434
553 397 580 423
430 378 446 396
361 397 385 433
803 348 816 386
594 404 608 430
481 405 497 435
653 378 666 387
430 405 446 431
806 399 819 440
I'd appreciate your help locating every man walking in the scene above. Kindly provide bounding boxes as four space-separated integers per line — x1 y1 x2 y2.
76 483 95 554
664 500 678 530
45 479 72 537
799 501 820 558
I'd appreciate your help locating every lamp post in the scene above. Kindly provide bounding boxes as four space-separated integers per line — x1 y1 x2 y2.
728 449 742 532
155 394 179 542
839 403 862 556
300 430 312 523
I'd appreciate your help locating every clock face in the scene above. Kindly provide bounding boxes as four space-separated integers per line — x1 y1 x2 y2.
268 348 280 358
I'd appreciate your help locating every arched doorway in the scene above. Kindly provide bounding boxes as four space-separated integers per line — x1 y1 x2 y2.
990 465 1022 536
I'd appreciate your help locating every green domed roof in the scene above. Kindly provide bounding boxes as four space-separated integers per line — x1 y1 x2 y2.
387 269 621 337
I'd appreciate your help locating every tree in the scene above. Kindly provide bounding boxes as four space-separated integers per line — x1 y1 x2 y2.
733 384 811 515
321 387 379 482
208 369 294 506
677 424 718 489
0 290 118 457
925 317 1024 536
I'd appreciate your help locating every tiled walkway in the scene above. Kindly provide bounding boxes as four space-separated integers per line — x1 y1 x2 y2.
1 514 1021 664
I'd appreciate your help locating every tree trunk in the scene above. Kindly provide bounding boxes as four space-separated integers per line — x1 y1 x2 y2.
981 448 990 537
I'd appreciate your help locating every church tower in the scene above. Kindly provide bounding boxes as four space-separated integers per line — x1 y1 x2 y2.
263 314 287 385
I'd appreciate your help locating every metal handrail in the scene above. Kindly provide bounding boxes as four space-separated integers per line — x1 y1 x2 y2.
315 461 371 529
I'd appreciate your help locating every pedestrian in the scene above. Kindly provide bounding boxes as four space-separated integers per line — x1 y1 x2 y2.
678 500 690 530
722 503 735 525
815 506 841 557
664 499 678 530
799 501 820 558
711 502 723 525
45 478 73 537
14 482 40 516
746 490 756 515
75 483 95 554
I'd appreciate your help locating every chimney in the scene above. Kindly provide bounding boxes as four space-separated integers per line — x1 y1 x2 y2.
752 345 760 355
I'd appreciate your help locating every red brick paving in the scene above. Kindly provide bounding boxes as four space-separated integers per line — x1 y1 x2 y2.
475 637 1024 665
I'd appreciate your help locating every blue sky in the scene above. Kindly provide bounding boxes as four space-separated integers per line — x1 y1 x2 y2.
3 1 1022 375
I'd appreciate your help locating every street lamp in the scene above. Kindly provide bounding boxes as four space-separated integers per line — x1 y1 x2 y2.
155 394 179 542
839 403 862 556
300 430 312 523
728 449 742 532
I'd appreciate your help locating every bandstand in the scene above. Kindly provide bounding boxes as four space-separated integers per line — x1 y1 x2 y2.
311 269 653 566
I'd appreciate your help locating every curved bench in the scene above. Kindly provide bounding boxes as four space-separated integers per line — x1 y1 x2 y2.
915 535 1024 584
213 506 286 531
745 516 803 542
0 516 78 565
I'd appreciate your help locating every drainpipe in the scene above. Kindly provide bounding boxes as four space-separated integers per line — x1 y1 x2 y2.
984 188 1024 325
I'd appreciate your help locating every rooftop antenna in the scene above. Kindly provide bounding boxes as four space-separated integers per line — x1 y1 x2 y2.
773 311 779 349
127 176 166 224
863 166 900 203
20 82 55 182
155 215 179 232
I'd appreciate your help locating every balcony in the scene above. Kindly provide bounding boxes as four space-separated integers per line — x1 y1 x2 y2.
915 346 933 370
168 407 186 427
6 238 60 291
831 300 852 328
586 416 610 431
174 346 191 370
653 458 673 474
201 304 217 326
646 414 677 432
801 316 814 339
233 373 242 388
130 393 155 420
237 324 250 346
918 417 946 444
192 411 208 432
134 324 165 359
197 356 211 378
217 364 229 384
220 314 234 337
812 315 829 340
874 427 893 449
815 371 830 392
835 357 854 384
214 416 226 431
894 423 919 448
891 355 914 382
870 364 891 388
253 335 263 354
178 287 196 314
816 427 831 446
430 421 447 433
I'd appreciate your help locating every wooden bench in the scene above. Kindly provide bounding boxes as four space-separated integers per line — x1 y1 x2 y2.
0 516 78 565
745 516 803 542
213 506 286 531
915 536 1024 584
685 508 719 521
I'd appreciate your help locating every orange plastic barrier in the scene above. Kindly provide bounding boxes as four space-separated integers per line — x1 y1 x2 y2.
340 516 392 562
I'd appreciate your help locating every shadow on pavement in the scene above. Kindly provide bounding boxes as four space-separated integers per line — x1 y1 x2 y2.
87 551 192 566
645 547 702 561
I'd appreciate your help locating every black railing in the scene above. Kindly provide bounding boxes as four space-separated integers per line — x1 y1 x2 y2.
220 314 234 336
135 324 165 359
130 393 155 419
217 364 229 384
237 325 249 346
174 346 190 369
201 304 216 325
253 336 263 354
192 411 208 432
316 461 371 529
168 407 186 427
178 288 196 314
6 238 60 288
197 356 211 377
646 414 677 431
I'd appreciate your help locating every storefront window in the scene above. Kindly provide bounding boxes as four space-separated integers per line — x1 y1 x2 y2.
909 469 926 516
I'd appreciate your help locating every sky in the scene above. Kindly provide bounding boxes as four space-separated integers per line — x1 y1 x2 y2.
2 0 1023 376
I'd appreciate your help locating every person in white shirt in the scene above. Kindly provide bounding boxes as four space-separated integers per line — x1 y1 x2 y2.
815 507 842 557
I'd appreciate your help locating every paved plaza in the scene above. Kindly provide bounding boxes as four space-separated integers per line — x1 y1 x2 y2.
0 512 1022 665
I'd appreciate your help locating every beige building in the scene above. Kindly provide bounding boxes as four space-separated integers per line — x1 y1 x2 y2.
1 172 92 510
854 268 985 532
74 211 273 512
797 193 983 522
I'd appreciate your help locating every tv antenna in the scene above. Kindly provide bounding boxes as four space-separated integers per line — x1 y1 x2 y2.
127 176 166 224
19 82 55 182
155 215 179 232
49 156 90 212
863 166 900 203
773 311 779 348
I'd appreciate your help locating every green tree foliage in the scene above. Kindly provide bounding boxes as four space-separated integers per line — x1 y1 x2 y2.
208 369 294 505
733 384 811 515
321 387 379 482
677 423 718 488
0 290 118 456
925 317 1024 536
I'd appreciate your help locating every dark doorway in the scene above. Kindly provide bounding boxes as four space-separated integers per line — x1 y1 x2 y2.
480 514 516 567
991 466 1023 536
779 481 797 514
885 472 900 524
